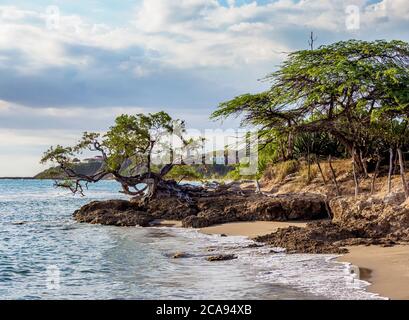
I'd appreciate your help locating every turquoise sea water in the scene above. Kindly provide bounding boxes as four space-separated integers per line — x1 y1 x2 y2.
0 179 383 300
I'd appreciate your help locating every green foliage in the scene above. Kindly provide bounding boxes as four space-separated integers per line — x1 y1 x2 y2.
41 112 188 175
293 132 344 159
212 40 409 172
166 165 203 182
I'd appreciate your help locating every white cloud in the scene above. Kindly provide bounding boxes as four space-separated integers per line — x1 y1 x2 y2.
0 100 145 126
1 1 409 73
1 0 409 177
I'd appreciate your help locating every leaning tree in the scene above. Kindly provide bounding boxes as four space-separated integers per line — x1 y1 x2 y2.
41 112 202 202
212 39 409 195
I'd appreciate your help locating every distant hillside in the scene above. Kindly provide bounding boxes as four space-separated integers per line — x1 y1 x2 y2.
35 162 104 179
35 162 234 180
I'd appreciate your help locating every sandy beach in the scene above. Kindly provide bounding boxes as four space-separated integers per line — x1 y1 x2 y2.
197 221 409 300
200 221 309 238
337 245 409 300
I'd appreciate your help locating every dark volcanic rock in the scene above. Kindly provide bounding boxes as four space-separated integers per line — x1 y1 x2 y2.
206 254 237 262
73 200 153 227
73 192 328 229
182 193 328 228
172 252 190 259
255 198 409 254
145 197 199 219
255 223 350 254
182 216 211 228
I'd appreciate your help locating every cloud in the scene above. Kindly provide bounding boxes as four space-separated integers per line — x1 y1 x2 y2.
1 0 409 176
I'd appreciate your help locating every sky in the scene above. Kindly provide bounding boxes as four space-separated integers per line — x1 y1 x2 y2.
0 0 408 176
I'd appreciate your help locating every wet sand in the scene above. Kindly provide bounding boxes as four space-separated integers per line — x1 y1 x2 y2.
152 220 183 228
201 222 409 300
200 221 309 238
155 219 409 300
337 245 409 300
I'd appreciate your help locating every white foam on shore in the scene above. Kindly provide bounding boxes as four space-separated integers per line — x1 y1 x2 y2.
162 227 387 300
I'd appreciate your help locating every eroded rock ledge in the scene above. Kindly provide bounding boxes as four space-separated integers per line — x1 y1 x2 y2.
73 190 409 254
73 192 328 229
256 194 409 254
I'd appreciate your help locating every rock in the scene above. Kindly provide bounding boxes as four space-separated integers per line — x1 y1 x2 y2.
73 192 329 233
73 200 153 227
247 243 264 248
183 193 328 228
220 234 228 237
12 221 26 225
146 197 198 220
255 194 409 254
206 254 237 262
329 195 409 240
383 192 406 206
172 252 189 259
182 216 211 228
255 224 349 254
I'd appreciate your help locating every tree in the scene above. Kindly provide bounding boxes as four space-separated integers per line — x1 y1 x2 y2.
212 40 409 195
41 112 199 202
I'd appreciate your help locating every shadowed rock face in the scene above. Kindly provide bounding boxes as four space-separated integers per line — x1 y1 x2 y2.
182 193 328 228
255 194 409 254
73 200 153 227
73 193 329 228
72 192 409 254
206 254 237 262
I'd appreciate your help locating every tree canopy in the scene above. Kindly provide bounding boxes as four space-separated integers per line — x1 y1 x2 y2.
212 40 409 155
41 112 197 201
212 39 409 195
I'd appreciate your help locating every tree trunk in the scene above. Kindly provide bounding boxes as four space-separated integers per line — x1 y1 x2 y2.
370 155 381 195
307 147 311 184
328 155 340 196
388 148 394 194
255 179 261 193
352 147 360 197
394 149 399 175
315 155 326 184
359 149 368 179
287 131 294 160
397 148 409 199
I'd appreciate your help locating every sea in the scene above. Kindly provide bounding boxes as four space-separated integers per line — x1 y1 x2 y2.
0 179 385 300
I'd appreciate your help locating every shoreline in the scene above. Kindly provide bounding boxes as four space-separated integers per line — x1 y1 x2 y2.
337 245 409 300
155 219 408 300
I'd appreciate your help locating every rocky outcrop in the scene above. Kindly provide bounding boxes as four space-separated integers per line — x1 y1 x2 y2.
172 252 190 259
329 193 409 240
74 192 328 228
256 193 409 254
73 200 153 227
72 188 409 254
256 223 354 254
145 197 198 220
206 254 237 262
182 193 328 228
